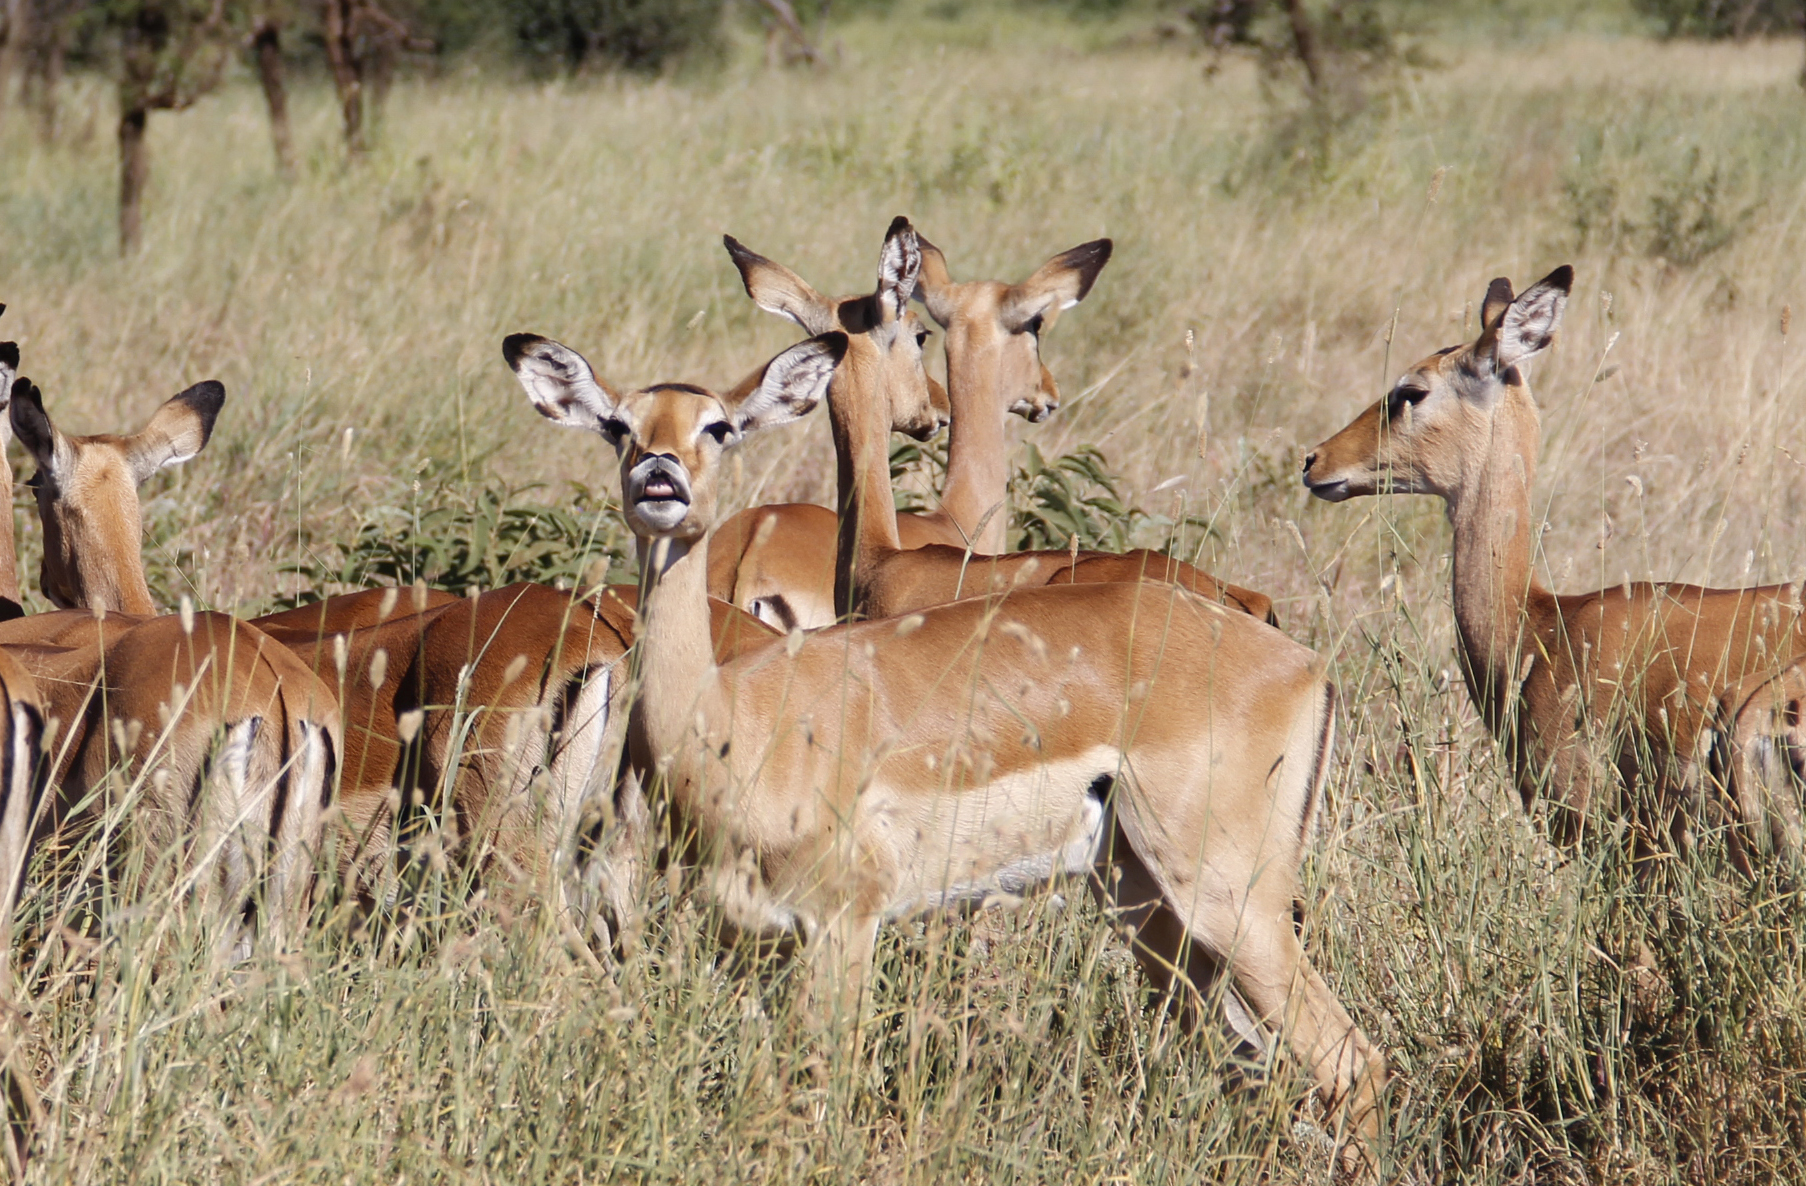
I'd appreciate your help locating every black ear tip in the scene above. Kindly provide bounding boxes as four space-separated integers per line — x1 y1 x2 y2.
11 377 33 402
502 333 543 367
1549 264 1576 291
0 343 17 370
722 235 758 268
181 379 227 417
886 215 913 239
1089 238 1114 261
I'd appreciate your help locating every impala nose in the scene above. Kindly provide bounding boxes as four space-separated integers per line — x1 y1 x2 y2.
1302 451 1317 474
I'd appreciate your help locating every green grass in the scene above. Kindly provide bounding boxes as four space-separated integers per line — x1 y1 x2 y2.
0 12 1804 1182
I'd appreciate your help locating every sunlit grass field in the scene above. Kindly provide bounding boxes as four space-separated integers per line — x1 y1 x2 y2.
0 10 1803 1181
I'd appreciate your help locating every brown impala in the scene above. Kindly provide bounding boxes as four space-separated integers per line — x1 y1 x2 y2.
1303 265 1806 864
505 327 1386 1174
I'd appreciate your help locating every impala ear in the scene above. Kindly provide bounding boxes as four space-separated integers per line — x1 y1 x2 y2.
732 333 848 434
1492 265 1572 373
723 235 838 335
125 380 224 483
10 378 70 480
504 333 622 435
912 231 956 328
999 238 1112 333
1478 276 1515 336
874 216 921 326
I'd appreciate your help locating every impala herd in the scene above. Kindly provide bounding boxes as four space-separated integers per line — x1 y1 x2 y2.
0 220 1797 1174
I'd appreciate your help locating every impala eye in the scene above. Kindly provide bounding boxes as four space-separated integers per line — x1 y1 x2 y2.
914 327 929 348
1388 384 1429 415
702 421 734 444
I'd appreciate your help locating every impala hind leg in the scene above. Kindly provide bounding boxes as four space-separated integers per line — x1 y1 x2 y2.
1719 666 1806 872
1093 825 1265 1056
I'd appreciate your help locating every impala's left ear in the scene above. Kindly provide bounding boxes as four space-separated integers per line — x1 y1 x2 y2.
504 333 623 436
875 216 922 326
125 380 225 483
1492 265 1572 373
999 237 1112 333
731 332 848 434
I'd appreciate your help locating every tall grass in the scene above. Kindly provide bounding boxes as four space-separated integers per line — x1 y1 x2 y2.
0 13 1803 1181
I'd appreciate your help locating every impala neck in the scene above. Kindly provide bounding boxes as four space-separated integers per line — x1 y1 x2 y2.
934 327 1009 554
829 347 903 620
1446 386 1548 734
632 533 726 792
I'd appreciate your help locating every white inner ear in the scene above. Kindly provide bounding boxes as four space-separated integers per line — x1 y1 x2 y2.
739 344 839 432
512 344 616 432
1497 288 1566 371
756 299 816 334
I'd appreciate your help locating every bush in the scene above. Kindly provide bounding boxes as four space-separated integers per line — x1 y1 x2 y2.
1634 0 1803 37
890 437 1215 556
501 0 724 72
278 480 634 609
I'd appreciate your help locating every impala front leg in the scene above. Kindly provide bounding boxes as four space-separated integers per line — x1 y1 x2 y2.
797 907 880 1035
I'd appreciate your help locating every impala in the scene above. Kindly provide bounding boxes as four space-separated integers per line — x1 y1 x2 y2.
1303 266 1806 858
0 374 340 957
728 219 1275 626
505 328 1387 1170
706 229 950 630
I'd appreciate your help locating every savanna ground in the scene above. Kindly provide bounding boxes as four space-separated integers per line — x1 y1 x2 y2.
1 3 1804 1181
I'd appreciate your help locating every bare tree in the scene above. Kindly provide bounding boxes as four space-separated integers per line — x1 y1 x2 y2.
251 13 294 176
117 0 232 252
320 0 429 155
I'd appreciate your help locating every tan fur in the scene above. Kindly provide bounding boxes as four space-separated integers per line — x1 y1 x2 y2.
710 222 1273 628
0 381 340 956
1304 266 1806 857
505 329 1386 1172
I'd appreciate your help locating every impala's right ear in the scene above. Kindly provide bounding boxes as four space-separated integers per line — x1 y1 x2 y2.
913 232 956 328
504 333 621 436
731 332 848 434
1492 265 1572 373
999 238 1112 333
723 235 837 335
10 378 70 479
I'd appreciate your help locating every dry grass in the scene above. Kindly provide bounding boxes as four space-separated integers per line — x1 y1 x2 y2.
0 12 1802 1183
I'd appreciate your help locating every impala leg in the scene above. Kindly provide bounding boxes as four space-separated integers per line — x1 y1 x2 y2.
1113 838 1383 1174
798 908 880 1034
0 701 42 997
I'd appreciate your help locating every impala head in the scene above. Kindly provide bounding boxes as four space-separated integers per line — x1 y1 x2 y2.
723 216 945 441
505 332 848 545
12 376 225 614
1302 265 1573 503
911 232 1111 423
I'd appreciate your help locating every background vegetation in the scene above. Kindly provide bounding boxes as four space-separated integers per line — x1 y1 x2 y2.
0 0 1803 1181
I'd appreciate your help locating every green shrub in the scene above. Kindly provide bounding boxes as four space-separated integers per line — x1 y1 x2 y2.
278 480 633 608
501 0 725 72
1633 0 1803 37
890 437 1216 556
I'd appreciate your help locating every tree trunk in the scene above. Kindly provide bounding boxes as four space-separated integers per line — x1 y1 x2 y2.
252 18 295 177
0 0 29 119
1282 0 1323 93
322 0 365 155
119 104 149 254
